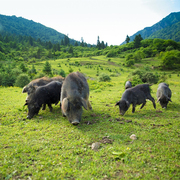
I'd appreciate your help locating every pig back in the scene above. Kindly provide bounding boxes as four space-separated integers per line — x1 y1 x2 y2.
61 72 89 101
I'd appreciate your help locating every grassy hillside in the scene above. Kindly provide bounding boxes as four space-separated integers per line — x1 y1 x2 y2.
1 56 180 179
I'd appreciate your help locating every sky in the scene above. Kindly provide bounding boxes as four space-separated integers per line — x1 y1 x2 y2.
0 0 180 45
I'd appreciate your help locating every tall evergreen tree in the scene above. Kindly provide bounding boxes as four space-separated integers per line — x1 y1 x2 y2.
97 36 101 49
126 35 130 44
134 34 143 48
64 35 70 46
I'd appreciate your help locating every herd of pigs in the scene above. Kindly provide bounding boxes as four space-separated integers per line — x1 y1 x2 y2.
22 71 172 125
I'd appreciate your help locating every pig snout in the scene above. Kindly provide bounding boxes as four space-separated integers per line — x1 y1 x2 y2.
71 119 80 125
120 110 126 116
27 115 33 119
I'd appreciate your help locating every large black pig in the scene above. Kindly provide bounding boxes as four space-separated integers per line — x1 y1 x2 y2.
157 82 172 109
60 71 92 125
25 81 62 119
115 84 156 115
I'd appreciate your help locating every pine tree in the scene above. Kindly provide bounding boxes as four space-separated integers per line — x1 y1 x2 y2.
134 34 143 48
97 36 101 49
43 61 52 75
126 35 130 44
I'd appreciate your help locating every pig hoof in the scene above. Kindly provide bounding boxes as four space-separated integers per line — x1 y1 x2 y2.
71 120 80 125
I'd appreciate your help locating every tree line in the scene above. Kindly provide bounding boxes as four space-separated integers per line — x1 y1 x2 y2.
0 32 180 87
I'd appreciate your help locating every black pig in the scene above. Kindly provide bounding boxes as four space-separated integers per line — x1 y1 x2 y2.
115 84 156 115
23 76 64 110
25 81 62 119
22 76 64 95
60 72 92 125
157 83 172 109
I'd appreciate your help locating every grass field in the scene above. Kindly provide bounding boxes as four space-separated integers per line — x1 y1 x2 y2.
0 56 180 179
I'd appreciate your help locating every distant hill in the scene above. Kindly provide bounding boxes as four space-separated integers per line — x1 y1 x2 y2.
0 14 78 45
121 11 180 44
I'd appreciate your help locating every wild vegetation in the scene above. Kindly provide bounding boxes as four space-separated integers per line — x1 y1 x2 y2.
0 31 180 87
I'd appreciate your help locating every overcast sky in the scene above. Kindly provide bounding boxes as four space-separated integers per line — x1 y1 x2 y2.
0 0 180 45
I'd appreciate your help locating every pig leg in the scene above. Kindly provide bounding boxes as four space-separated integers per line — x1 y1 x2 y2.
42 104 46 110
48 104 53 112
140 101 146 109
147 96 156 109
132 104 136 113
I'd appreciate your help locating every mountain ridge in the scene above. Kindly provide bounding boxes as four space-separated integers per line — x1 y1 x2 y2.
0 14 78 45
121 11 180 44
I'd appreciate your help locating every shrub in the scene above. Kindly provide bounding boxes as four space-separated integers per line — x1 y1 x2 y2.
98 73 111 82
0 73 16 86
125 54 134 67
130 75 143 86
133 50 145 62
129 69 159 84
11 68 23 77
160 50 180 69
59 69 66 77
69 67 73 73
19 63 28 73
14 74 30 88
33 73 46 79
141 72 159 84
106 50 117 57
125 59 135 67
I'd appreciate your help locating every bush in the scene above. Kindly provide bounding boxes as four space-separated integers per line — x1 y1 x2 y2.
69 67 73 73
106 50 117 57
160 50 180 69
133 50 145 62
130 75 143 86
125 54 135 67
141 72 159 84
59 69 66 77
129 69 159 84
0 73 16 86
125 59 135 67
98 73 111 82
33 73 46 79
14 74 30 88
11 68 23 77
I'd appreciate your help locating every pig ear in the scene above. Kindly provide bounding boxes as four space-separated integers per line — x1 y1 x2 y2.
126 101 130 107
62 98 69 113
22 86 28 93
81 98 88 110
115 101 120 106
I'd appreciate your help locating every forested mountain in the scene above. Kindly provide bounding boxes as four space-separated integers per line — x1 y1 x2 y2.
122 11 180 44
148 21 180 42
0 14 79 45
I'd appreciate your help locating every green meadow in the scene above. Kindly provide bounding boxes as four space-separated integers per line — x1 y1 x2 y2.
0 56 180 179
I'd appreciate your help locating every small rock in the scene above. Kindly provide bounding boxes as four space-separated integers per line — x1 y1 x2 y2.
130 134 137 140
91 142 100 151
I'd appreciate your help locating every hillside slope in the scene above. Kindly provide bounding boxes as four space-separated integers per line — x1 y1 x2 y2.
121 11 180 44
0 14 77 44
